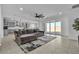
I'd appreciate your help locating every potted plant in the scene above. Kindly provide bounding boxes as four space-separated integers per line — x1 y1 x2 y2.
72 18 79 41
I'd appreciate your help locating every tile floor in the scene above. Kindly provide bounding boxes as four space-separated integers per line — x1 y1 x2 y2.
29 36 79 54
0 34 79 54
0 34 24 54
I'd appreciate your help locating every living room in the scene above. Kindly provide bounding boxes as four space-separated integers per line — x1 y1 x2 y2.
0 4 79 54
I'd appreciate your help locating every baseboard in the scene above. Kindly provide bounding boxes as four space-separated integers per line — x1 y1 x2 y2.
60 34 78 41
45 33 78 41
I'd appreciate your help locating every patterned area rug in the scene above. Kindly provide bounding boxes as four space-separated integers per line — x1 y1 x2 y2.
16 36 56 53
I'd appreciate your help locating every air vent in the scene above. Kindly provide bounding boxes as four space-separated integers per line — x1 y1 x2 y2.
72 4 79 9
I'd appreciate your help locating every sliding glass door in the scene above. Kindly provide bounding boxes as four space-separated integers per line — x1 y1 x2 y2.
50 22 55 32
46 21 61 34
56 22 61 32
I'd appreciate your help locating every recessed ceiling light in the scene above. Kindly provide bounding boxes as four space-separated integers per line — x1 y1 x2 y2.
59 12 62 15
20 8 23 11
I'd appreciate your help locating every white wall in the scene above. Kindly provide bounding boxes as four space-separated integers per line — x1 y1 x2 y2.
38 21 45 31
2 4 40 31
2 4 79 40
0 5 3 45
41 16 69 36
66 8 79 40
41 8 79 40
61 17 69 36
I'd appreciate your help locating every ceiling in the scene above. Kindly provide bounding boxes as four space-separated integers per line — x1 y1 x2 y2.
2 4 75 21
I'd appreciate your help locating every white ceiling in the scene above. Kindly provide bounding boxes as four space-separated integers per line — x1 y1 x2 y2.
2 4 75 21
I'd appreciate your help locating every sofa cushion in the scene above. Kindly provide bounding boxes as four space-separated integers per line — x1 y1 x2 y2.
20 33 37 38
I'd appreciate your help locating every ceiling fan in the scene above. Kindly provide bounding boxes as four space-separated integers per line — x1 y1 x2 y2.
35 13 45 18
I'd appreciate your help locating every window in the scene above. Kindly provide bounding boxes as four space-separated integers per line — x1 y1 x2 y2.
50 22 55 32
46 21 61 33
56 22 61 32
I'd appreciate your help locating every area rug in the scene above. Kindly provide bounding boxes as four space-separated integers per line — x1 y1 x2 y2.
16 36 56 53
